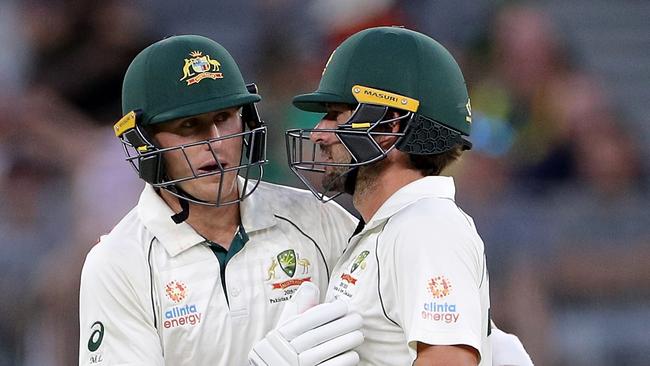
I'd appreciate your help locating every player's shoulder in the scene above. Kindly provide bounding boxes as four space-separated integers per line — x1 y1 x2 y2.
256 180 352 218
83 207 153 275
386 196 480 247
256 180 320 204
393 196 466 226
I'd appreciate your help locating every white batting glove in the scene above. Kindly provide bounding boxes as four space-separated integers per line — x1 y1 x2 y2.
249 282 364 366
491 322 534 366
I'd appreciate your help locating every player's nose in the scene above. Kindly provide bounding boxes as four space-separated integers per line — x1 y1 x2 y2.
309 119 338 144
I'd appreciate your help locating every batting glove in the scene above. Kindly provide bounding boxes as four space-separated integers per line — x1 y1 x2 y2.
249 282 363 366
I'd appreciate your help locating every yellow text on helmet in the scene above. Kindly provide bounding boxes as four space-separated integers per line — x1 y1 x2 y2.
352 85 420 112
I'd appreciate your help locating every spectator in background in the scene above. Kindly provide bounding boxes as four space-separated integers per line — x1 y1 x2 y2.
454 3 650 365
453 7 578 360
518 74 650 366
468 3 578 195
21 0 153 124
135 0 261 75
309 0 408 51
0 1 152 364
459 68 650 365
0 89 85 365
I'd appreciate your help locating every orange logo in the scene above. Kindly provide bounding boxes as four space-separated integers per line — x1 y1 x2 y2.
180 51 223 85
341 273 357 285
165 280 187 303
271 277 311 289
427 276 452 299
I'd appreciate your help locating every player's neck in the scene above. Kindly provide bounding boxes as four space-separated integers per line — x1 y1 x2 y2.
188 203 241 248
353 153 423 222
161 190 241 248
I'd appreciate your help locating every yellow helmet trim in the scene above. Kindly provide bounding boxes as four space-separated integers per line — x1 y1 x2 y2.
351 122 371 129
113 111 138 137
351 85 420 112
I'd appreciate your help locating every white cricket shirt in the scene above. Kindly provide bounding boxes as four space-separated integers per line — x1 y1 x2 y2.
326 176 492 365
79 180 356 366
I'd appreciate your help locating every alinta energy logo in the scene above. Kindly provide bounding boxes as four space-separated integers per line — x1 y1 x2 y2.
427 276 452 298
163 280 202 329
165 280 187 303
422 275 459 324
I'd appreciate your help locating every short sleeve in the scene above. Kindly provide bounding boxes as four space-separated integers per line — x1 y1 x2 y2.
388 210 486 358
79 242 164 366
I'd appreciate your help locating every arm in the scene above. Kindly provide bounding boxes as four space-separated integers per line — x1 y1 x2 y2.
389 209 488 364
414 343 479 366
79 243 163 366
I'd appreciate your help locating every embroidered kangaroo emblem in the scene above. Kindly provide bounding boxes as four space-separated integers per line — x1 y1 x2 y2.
267 258 278 280
297 258 311 274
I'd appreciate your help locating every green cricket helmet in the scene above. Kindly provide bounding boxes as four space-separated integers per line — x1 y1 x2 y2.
286 26 472 201
114 35 267 211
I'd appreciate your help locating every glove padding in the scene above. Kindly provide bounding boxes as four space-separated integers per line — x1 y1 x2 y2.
491 323 534 366
249 282 363 366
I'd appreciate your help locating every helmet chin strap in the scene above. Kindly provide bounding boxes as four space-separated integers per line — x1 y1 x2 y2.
167 182 237 224
343 167 359 196
171 196 190 224
167 185 198 224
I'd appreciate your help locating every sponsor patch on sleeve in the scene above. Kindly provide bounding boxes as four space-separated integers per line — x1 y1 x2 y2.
421 275 460 324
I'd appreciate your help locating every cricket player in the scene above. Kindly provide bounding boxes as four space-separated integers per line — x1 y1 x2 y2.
79 35 363 366
287 26 532 365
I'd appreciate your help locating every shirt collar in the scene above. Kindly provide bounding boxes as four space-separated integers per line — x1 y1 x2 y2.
363 176 456 231
137 177 277 257
238 177 277 232
138 184 205 257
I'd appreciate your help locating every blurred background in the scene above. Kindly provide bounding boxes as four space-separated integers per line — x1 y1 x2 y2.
0 0 648 365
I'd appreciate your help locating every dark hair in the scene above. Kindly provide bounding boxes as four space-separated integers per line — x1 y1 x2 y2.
408 145 463 176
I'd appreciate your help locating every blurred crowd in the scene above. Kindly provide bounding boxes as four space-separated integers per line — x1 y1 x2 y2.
0 1 648 365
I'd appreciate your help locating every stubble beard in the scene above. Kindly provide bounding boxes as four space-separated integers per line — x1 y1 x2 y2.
352 159 385 208
319 143 350 194
321 165 349 193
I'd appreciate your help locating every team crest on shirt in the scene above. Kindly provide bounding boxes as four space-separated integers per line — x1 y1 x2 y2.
338 250 370 286
162 280 202 330
330 250 372 300
350 250 369 273
421 275 459 324
180 50 223 85
266 249 312 304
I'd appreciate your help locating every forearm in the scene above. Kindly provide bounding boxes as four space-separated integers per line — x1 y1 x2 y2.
414 343 478 366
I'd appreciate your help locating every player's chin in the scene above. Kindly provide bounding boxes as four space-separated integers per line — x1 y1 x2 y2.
196 176 239 201
321 172 346 193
